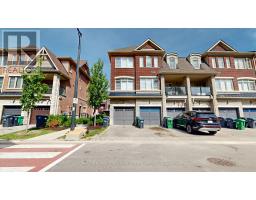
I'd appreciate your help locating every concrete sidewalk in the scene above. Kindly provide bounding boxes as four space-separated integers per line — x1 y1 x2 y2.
0 125 35 135
26 128 70 141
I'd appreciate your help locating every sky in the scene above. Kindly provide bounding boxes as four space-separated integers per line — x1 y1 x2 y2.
0 28 256 79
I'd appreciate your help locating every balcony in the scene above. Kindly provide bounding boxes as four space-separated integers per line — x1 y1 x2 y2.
191 86 211 96
165 86 187 96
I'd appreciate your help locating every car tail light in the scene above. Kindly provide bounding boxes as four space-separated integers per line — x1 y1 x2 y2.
192 117 205 122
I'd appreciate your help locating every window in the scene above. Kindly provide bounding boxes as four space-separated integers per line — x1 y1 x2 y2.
191 58 200 69
0 77 3 89
140 77 159 90
11 54 17 65
139 57 144 67
115 78 133 91
168 57 176 69
8 76 23 89
234 58 252 69
217 57 224 68
225 57 231 68
115 57 133 68
146 56 152 67
211 58 216 68
154 56 158 67
238 80 256 91
215 79 234 91
19 54 26 65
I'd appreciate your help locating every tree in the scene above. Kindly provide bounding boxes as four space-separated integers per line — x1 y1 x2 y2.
20 58 49 132
88 59 109 126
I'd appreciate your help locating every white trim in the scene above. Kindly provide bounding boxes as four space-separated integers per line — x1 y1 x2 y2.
135 39 164 51
114 76 134 79
207 40 237 52
237 77 256 81
139 76 158 78
215 77 234 79
113 104 135 107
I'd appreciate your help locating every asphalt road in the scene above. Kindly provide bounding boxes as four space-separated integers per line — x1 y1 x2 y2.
48 126 256 172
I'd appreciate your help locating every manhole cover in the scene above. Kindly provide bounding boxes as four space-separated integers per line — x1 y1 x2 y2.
207 157 236 167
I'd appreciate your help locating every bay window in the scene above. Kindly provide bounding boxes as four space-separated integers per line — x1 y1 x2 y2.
238 80 256 91
115 57 134 68
234 58 252 69
140 77 159 91
115 78 133 91
215 79 234 91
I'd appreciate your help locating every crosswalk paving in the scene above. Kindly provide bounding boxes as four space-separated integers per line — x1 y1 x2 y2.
0 143 81 172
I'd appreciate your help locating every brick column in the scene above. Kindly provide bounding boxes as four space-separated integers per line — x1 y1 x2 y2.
210 76 219 116
186 76 192 111
50 74 60 115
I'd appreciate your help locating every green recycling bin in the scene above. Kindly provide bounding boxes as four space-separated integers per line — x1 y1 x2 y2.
235 118 246 130
166 117 173 129
17 116 24 126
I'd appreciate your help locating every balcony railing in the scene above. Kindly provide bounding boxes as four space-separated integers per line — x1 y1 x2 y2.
165 86 187 96
191 86 211 96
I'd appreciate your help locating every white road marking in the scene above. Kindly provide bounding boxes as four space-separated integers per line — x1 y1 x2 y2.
39 144 85 172
6 144 74 149
0 152 61 159
0 167 34 172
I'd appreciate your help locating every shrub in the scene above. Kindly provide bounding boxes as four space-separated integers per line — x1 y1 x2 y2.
63 117 71 127
76 117 89 125
46 115 62 128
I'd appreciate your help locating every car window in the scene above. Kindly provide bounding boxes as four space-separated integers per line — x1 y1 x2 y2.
197 113 217 118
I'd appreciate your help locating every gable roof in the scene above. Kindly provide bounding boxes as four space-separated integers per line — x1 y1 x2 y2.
206 40 237 52
135 38 165 51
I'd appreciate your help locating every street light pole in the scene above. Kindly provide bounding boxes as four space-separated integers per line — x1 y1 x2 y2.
70 28 82 131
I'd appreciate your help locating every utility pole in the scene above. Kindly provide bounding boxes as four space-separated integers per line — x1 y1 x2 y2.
70 28 82 131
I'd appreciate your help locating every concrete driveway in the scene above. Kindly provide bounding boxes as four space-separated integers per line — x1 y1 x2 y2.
0 125 36 135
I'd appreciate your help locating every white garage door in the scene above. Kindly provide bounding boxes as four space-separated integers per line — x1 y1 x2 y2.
219 108 238 119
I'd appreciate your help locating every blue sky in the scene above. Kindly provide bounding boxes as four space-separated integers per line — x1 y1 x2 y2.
1 28 256 79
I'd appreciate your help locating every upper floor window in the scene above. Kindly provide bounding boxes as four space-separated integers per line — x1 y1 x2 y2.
238 79 256 91
146 56 152 67
217 57 224 68
19 54 27 65
11 54 18 65
140 77 159 91
167 57 176 69
115 78 133 91
234 58 252 69
115 57 133 68
215 79 234 91
154 56 159 68
139 56 144 67
191 58 200 69
8 76 23 89
0 77 3 89
225 57 231 68
211 58 216 68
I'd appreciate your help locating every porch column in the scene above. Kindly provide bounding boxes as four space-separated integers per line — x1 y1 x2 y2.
109 104 114 125
161 75 167 118
210 76 219 116
186 76 192 111
135 100 140 117
50 74 60 115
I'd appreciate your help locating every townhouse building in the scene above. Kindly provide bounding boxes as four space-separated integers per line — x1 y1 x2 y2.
108 39 256 126
0 46 93 124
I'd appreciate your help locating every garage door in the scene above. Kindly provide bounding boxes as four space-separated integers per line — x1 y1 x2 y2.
219 108 238 119
30 106 50 124
2 106 22 117
243 108 256 119
140 107 161 125
113 107 134 125
193 107 211 112
167 108 185 118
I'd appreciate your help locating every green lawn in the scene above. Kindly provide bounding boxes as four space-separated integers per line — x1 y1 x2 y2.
0 127 64 140
83 127 107 139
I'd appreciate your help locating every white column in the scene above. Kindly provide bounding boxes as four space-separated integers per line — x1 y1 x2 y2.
109 104 114 125
50 74 60 115
161 75 167 118
210 76 219 116
186 76 192 111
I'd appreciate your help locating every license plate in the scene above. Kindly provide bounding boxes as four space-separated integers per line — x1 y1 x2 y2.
208 120 213 123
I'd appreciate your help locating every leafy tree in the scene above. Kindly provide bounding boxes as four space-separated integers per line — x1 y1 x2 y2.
20 58 49 132
88 59 109 126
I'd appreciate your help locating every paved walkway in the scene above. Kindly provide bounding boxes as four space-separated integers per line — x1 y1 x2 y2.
0 125 35 135
27 128 70 141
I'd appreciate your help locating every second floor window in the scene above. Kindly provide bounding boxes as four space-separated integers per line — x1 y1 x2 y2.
11 54 18 65
225 57 231 68
146 56 152 67
115 57 133 68
19 54 27 65
238 80 256 91
115 78 133 91
140 77 159 90
139 56 144 67
217 57 224 68
0 77 3 89
8 76 23 89
154 56 159 67
211 58 216 68
215 79 234 91
234 58 252 69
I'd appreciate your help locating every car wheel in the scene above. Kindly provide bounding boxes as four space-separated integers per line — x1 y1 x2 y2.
208 131 217 135
186 124 192 134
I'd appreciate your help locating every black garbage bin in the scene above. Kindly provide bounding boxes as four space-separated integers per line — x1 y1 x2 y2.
13 116 19 126
103 116 110 127
218 117 226 128
247 118 256 128
36 115 48 128
139 119 144 128
2 116 10 127
226 118 235 129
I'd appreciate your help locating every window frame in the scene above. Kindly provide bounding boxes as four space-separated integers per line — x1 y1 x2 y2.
191 57 200 69
146 56 152 68
140 77 159 91
115 57 134 68
139 56 144 68
217 57 225 68
153 56 159 68
0 76 4 89
215 79 234 92
225 57 231 68
238 79 256 92
234 58 252 69
8 75 23 89
115 78 134 91
211 57 216 68
168 56 176 69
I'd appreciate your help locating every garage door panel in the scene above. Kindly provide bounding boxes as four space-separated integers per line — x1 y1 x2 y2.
2 106 22 117
243 108 256 119
140 107 161 125
219 108 238 119
113 107 134 125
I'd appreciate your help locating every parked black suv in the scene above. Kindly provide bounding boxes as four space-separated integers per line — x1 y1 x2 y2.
173 111 221 135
